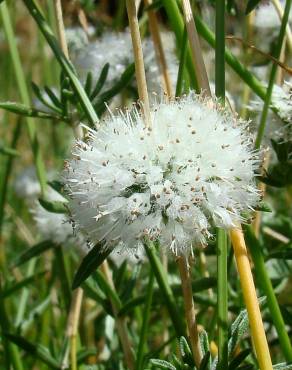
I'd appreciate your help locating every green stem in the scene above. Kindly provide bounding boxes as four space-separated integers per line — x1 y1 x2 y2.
215 1 228 368
254 0 292 149
0 280 24 370
175 26 188 96
215 0 225 101
216 229 228 370
144 243 186 338
0 2 47 195
0 120 22 243
244 225 292 362
15 259 37 327
161 0 199 91
136 269 154 370
22 0 99 126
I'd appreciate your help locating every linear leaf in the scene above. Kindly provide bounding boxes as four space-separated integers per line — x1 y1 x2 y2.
245 0 262 14
72 243 112 289
0 101 58 119
5 334 61 369
38 197 68 214
12 240 56 267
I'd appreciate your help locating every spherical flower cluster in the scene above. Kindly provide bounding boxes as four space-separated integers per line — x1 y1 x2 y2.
64 93 260 255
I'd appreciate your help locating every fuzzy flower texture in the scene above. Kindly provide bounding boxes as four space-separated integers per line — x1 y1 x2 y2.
65 94 260 255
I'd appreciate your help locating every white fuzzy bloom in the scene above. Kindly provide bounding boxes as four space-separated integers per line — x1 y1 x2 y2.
72 31 178 95
64 93 260 255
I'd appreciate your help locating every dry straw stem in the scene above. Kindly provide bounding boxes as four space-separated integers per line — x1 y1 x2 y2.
126 0 151 127
230 226 273 370
66 287 84 370
181 0 211 96
54 0 69 59
272 0 292 51
179 3 271 365
177 256 202 367
144 0 173 97
100 261 135 370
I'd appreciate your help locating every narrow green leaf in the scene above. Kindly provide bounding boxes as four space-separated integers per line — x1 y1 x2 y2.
199 351 211 370
228 348 251 369
12 240 56 267
0 145 19 157
273 363 292 370
150 359 176 370
95 63 135 116
5 334 61 369
44 86 62 110
254 201 272 213
0 101 58 119
38 197 68 214
90 63 109 101
1 271 46 298
245 0 262 14
72 243 112 289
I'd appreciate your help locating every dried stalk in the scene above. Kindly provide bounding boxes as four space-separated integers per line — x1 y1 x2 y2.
230 226 273 370
177 256 202 368
126 0 151 127
181 0 211 96
54 0 69 59
65 288 83 370
144 0 173 97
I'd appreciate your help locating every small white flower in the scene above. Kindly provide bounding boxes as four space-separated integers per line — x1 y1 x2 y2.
64 93 260 256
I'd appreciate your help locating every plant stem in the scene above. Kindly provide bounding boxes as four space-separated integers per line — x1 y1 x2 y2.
177 256 202 368
144 0 173 97
216 229 228 370
23 0 99 126
215 1 228 368
144 244 186 337
230 226 273 370
136 269 154 370
161 0 199 91
0 2 47 195
54 0 69 58
271 0 292 51
215 0 225 101
181 0 210 95
244 225 292 362
100 261 135 370
0 120 22 263
126 0 151 127
175 26 188 96
67 288 83 370
254 0 292 149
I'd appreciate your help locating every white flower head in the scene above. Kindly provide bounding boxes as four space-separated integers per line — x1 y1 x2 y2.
64 93 260 256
